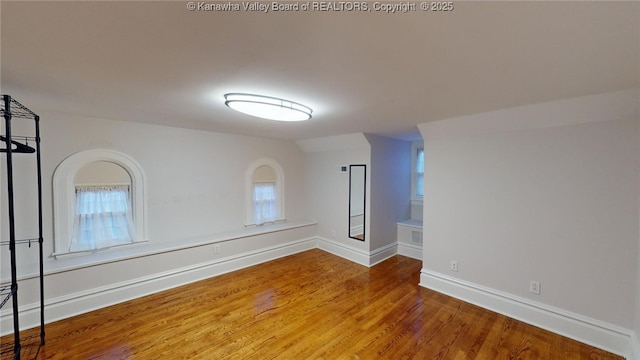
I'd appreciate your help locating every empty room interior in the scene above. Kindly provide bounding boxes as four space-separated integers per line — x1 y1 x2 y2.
1 1 640 359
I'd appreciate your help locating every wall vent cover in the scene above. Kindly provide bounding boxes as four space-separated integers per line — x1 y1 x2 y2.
411 230 423 245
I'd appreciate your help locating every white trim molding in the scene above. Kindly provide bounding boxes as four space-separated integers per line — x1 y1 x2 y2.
420 269 634 359
631 331 640 360
370 243 397 266
316 237 370 266
315 237 396 267
52 149 148 256
397 242 422 260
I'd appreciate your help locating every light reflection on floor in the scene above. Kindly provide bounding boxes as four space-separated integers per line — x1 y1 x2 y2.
254 288 277 315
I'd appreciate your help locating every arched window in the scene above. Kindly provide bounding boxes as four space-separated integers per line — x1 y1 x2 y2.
245 158 285 226
53 149 147 256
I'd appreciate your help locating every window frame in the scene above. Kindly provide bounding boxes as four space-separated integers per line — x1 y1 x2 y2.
53 149 148 258
244 158 285 227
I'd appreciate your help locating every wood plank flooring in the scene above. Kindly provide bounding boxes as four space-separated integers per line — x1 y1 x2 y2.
1 249 622 359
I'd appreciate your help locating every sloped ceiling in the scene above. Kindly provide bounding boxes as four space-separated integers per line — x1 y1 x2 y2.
1 1 638 140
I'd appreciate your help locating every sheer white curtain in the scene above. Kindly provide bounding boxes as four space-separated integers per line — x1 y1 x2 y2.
71 185 134 252
416 148 424 198
253 182 278 225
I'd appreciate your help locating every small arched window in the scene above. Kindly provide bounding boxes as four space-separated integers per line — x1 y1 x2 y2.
53 149 147 257
245 158 285 226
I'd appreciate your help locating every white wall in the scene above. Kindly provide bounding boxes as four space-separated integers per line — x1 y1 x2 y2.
419 89 639 357
365 134 411 251
297 134 370 255
0 112 315 333
298 133 412 265
635 111 640 359
74 160 130 184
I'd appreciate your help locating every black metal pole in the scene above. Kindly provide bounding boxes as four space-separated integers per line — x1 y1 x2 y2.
4 95 21 359
35 115 45 345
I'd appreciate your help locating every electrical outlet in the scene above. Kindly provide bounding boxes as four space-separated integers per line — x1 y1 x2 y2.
214 244 220 254
529 280 541 295
450 260 458 272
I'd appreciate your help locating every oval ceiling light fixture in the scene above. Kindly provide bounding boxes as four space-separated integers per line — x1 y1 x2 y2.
224 93 312 121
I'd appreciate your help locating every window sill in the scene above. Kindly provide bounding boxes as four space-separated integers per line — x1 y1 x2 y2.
2 219 318 283
397 219 423 229
52 240 150 260
244 218 287 228
411 199 424 206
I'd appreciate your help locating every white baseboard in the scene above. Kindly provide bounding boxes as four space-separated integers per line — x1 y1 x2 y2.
316 237 370 266
631 331 640 360
420 269 633 359
1 238 316 336
315 237 396 267
397 242 422 260
369 243 397 266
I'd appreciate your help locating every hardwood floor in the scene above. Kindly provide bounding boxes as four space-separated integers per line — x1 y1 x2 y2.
2 249 622 359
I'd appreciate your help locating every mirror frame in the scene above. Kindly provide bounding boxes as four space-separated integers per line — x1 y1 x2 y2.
348 164 366 241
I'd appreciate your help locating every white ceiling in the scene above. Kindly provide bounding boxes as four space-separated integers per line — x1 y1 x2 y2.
2 1 638 141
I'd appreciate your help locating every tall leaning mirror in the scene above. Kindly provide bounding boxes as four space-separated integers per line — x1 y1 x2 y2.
348 164 366 241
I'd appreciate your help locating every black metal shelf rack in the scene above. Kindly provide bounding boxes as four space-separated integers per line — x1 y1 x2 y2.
0 95 45 360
